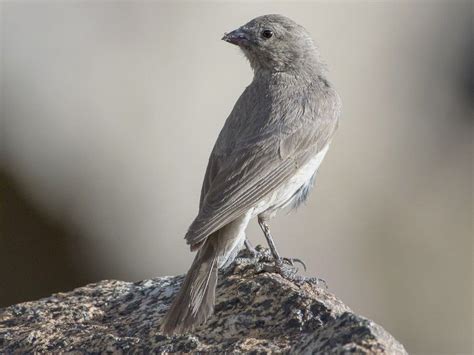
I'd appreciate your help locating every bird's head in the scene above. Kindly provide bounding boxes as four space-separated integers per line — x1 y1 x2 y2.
222 14 320 73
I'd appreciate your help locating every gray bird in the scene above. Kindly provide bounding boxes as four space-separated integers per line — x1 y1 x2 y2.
161 14 341 335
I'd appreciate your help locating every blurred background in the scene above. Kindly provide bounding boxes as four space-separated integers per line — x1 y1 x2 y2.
0 1 472 353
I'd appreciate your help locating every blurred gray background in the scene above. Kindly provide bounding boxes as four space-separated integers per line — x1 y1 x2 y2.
0 1 472 353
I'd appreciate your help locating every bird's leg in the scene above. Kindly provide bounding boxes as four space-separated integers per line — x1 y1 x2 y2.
258 218 281 260
257 217 307 274
244 239 258 257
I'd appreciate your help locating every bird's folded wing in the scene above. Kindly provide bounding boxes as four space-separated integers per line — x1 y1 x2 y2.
198 152 221 210
185 117 337 249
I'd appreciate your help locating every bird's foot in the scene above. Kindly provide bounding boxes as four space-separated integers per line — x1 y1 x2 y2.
261 258 302 281
281 257 307 271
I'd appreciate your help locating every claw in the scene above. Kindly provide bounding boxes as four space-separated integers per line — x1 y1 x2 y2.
293 258 307 271
282 257 307 271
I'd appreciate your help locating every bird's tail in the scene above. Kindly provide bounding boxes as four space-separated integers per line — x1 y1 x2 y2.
161 240 218 335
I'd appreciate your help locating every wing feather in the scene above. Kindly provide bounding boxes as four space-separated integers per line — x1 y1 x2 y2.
186 116 337 248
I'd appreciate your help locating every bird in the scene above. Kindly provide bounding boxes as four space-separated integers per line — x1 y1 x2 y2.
161 14 341 335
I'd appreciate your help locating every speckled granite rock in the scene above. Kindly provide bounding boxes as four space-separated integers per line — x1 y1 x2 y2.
0 247 407 353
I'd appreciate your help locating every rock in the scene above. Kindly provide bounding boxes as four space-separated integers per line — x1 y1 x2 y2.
0 247 407 353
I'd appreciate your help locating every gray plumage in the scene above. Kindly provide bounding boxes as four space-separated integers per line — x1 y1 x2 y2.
161 14 341 335
290 172 317 210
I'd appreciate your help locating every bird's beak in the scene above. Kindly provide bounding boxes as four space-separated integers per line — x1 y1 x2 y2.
222 28 249 46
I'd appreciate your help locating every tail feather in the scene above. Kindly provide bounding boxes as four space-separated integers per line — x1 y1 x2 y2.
161 241 218 334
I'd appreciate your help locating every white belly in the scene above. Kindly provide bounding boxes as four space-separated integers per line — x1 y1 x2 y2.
215 144 329 268
252 144 329 217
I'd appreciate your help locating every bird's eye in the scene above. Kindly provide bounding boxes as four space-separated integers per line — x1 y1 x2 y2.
261 29 273 39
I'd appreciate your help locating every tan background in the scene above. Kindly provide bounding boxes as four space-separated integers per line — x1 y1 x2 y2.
1 1 472 353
